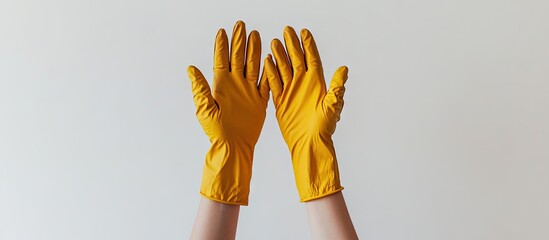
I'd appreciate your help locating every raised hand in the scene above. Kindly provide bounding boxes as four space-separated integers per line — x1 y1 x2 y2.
188 21 269 205
265 26 349 201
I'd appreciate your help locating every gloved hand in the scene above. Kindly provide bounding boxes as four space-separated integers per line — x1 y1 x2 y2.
188 21 270 205
265 26 349 202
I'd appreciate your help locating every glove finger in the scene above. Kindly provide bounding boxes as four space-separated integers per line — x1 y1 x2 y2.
283 26 306 73
265 55 283 106
246 30 261 83
188 65 218 119
300 29 322 70
324 66 349 121
271 38 292 87
258 61 270 107
230 20 246 72
214 29 229 71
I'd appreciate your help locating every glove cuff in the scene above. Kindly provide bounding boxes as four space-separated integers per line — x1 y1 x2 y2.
200 141 254 205
289 136 343 202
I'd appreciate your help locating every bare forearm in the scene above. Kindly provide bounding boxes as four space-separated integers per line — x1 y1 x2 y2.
305 192 358 240
190 197 240 240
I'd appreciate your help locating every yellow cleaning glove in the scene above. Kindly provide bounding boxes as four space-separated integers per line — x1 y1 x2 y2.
188 21 270 205
265 26 349 202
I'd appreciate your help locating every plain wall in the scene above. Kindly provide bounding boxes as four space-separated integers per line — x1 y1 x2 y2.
1 0 548 239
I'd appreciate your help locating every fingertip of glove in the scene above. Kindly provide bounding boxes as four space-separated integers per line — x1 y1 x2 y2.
284 25 296 34
216 28 226 37
233 20 246 34
249 29 259 37
336 66 349 84
187 65 196 77
271 38 281 48
300 28 311 37
188 65 203 82
235 20 245 26
339 66 349 74
263 54 273 64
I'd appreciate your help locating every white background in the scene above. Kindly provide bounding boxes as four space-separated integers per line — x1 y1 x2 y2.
1 0 549 239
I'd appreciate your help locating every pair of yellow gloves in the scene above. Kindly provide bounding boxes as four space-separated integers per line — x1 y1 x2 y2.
189 21 349 205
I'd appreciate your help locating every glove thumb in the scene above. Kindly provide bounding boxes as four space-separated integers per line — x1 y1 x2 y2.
188 65 217 119
324 66 349 122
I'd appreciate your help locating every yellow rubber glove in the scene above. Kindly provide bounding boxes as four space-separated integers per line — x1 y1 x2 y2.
188 21 270 205
265 26 349 202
